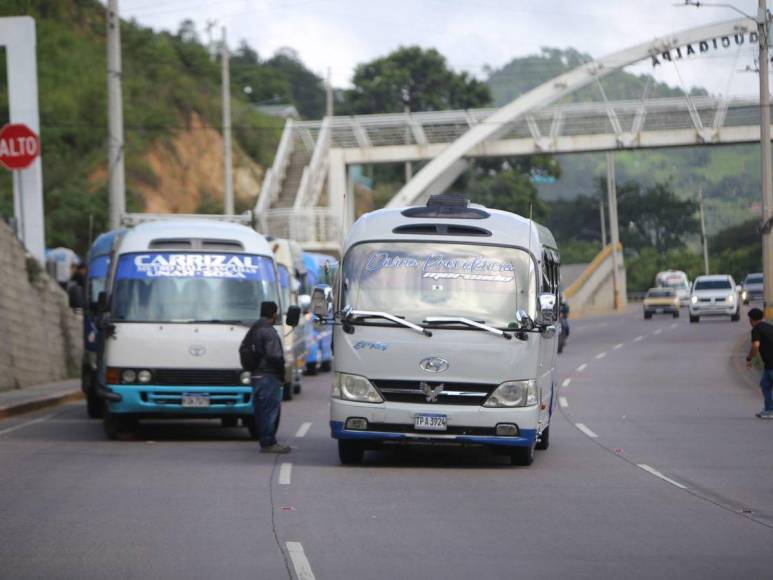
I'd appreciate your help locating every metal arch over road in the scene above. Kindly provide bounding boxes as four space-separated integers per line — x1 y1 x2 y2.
388 16 756 208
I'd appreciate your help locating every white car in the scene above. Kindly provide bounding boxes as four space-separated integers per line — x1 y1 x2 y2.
689 274 741 323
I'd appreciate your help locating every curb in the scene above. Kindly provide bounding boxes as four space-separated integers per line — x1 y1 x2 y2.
0 390 83 421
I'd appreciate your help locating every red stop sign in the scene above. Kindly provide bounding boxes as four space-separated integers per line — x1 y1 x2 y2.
0 123 40 170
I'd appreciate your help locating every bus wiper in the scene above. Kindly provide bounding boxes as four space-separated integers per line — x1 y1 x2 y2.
423 316 512 340
345 308 432 337
192 319 253 326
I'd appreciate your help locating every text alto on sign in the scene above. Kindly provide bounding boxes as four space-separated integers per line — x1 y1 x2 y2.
0 124 40 170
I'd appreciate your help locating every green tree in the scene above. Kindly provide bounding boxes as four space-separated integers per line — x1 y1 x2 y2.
343 46 491 114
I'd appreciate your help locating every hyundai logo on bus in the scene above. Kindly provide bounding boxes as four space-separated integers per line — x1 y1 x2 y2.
419 357 449 373
0 124 40 171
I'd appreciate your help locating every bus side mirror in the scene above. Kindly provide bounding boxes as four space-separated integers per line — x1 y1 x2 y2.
311 285 332 318
536 293 557 326
96 291 109 313
285 305 301 327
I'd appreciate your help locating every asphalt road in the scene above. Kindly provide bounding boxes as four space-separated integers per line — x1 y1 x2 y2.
1 307 772 579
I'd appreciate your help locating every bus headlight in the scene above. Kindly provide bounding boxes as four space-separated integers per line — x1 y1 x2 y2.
137 370 152 384
240 371 251 385
483 380 538 408
332 373 383 403
121 369 137 384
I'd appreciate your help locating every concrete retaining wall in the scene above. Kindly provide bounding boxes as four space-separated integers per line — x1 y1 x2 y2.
0 221 82 390
564 243 627 316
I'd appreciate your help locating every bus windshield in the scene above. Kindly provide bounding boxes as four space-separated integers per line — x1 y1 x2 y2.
111 252 279 323
342 242 535 328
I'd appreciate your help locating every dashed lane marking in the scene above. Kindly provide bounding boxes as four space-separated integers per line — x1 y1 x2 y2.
669 322 679 329
0 413 55 437
577 363 588 373
613 343 624 350
562 378 571 388
595 352 607 360
575 423 598 438
295 422 312 438
286 542 316 580
633 335 644 342
559 396 568 408
637 464 688 490
653 328 663 335
279 463 293 485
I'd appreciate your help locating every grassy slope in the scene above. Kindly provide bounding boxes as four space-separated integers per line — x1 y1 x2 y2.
0 0 282 255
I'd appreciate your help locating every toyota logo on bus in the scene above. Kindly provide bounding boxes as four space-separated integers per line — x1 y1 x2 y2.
419 357 449 373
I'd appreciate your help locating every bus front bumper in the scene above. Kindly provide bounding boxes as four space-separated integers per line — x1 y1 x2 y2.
330 399 539 448
104 385 253 416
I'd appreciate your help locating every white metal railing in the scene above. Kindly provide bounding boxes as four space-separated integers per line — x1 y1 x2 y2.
264 207 340 246
284 96 762 152
256 118 295 231
294 116 332 209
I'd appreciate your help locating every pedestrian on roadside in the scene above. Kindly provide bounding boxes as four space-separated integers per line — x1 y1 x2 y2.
746 307 773 419
67 262 87 309
240 301 291 453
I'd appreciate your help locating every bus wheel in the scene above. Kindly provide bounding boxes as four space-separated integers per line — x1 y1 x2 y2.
338 440 365 465
535 426 550 450
510 444 535 466
282 383 293 401
103 408 135 440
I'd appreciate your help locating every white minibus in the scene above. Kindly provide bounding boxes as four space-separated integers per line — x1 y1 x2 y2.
97 217 299 439
313 194 560 466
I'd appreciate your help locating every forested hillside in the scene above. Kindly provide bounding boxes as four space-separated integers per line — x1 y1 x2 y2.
0 0 324 254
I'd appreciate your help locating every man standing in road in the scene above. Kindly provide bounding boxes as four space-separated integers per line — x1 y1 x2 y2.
746 308 773 418
242 301 291 452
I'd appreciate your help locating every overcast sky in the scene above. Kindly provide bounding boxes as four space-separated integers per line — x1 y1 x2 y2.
121 0 765 99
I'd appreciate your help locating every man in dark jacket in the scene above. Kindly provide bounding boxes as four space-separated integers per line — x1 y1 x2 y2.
243 301 290 452
747 307 773 419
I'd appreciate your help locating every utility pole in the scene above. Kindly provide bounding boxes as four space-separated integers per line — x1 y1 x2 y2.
759 0 773 318
107 0 125 229
699 186 710 275
599 199 607 248
221 27 234 215
606 152 622 310
325 68 333 117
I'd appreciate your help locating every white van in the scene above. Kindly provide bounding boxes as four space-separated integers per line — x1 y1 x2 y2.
655 270 691 307
97 217 299 439
313 195 560 466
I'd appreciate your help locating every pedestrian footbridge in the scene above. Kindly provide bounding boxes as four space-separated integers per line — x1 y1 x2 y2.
255 16 765 258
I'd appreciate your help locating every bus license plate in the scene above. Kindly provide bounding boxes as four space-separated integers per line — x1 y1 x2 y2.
414 413 447 431
182 394 210 408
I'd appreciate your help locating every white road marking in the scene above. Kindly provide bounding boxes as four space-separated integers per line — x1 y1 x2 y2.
0 413 55 437
559 396 568 408
286 542 316 580
653 328 663 335
669 322 678 329
279 463 293 485
561 378 572 388
613 343 624 350
577 363 587 373
295 422 312 438
633 335 644 342
595 352 607 360
637 464 687 490
575 423 598 438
